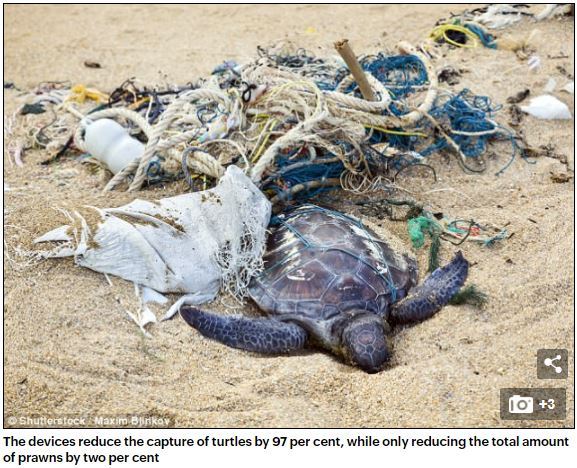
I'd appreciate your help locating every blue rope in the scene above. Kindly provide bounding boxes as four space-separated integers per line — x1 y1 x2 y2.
464 23 497 49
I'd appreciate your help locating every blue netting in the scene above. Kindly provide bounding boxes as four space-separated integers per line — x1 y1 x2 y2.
361 54 429 98
464 23 497 49
426 89 500 158
261 151 345 202
253 47 522 199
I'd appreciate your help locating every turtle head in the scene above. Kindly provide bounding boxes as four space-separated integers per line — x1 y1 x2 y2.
341 314 390 373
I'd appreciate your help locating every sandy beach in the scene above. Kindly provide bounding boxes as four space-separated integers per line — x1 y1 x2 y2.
3 4 574 428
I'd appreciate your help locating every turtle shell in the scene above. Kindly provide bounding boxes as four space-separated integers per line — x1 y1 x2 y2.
248 205 418 321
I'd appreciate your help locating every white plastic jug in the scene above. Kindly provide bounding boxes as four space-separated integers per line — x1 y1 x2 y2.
84 119 144 174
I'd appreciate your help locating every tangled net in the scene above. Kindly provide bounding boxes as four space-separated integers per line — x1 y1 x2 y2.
6 40 522 206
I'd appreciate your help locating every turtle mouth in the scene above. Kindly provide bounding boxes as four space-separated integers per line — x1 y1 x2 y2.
342 314 390 373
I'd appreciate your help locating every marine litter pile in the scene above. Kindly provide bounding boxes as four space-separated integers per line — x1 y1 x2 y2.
6 5 573 332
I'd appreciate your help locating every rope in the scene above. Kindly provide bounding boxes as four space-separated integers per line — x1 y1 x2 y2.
128 88 229 191
247 42 438 184
68 89 229 191
250 81 328 181
18 37 515 198
430 23 481 48
181 146 224 188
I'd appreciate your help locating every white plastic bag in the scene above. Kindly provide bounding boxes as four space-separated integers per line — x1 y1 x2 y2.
476 5 523 29
35 165 271 313
520 95 572 120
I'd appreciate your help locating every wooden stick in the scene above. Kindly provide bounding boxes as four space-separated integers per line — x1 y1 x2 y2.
334 39 376 101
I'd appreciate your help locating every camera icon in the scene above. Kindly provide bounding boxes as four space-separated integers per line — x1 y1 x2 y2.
508 395 534 414
501 388 565 420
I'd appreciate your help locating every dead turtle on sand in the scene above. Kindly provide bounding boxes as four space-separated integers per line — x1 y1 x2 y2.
181 204 468 373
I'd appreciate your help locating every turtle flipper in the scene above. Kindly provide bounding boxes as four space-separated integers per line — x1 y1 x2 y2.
180 307 308 354
390 251 468 324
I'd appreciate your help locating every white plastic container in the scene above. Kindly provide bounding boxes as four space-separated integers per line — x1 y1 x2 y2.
84 118 144 174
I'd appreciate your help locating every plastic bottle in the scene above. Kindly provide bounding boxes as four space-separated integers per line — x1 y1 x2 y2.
84 119 144 174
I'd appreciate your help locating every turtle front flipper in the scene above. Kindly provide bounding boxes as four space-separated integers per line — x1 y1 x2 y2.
180 307 308 354
390 251 469 324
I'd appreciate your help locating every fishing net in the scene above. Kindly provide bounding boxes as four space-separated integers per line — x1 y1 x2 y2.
7 41 523 208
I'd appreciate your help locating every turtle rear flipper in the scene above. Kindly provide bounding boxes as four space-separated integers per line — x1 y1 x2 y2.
390 251 469 324
180 307 308 354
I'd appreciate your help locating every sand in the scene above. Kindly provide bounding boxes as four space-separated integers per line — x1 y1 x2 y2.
3 4 574 428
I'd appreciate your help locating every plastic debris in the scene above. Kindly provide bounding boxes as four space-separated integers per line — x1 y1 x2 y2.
520 95 572 120
34 165 272 323
9 41 528 199
561 81 574 95
84 118 144 174
535 3 573 21
544 77 557 94
466 4 571 29
527 55 541 71
475 4 524 29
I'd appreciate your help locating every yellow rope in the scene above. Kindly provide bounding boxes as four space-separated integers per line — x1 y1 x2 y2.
252 113 271 120
250 118 279 163
429 24 480 48
364 124 428 138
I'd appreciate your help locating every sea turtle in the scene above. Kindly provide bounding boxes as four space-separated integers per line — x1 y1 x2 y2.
181 204 468 373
